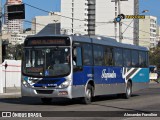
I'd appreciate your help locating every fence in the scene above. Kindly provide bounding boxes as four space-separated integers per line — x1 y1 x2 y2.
0 60 21 93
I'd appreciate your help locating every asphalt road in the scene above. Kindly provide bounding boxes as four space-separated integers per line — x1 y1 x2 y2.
0 83 160 120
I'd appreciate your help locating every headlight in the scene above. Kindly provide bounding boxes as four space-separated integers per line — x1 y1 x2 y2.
22 80 27 85
22 76 31 87
22 80 30 87
58 80 71 88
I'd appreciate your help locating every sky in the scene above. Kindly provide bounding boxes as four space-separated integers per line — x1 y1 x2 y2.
1 0 160 29
139 0 160 23
22 0 60 28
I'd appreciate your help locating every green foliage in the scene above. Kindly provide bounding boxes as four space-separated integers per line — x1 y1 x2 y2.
149 46 160 70
5 44 23 60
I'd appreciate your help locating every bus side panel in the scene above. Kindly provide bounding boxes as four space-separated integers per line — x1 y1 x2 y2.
72 66 93 98
131 68 149 92
94 66 126 96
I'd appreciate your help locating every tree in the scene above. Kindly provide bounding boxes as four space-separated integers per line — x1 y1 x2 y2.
5 44 23 60
149 46 160 70
15 44 23 60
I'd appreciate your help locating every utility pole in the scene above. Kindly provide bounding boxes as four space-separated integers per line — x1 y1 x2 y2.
117 0 122 43
113 0 122 42
0 0 2 64
53 20 58 35
114 0 118 41
113 0 128 42
0 0 3 94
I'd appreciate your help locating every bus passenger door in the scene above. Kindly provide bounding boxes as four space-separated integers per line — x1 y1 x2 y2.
72 46 84 85
73 44 93 86
72 44 93 97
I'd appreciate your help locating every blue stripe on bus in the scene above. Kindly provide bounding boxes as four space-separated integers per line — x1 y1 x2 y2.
33 78 66 87
131 68 149 83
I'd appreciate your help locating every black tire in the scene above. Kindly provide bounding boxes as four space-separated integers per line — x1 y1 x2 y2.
81 84 93 104
123 82 132 99
41 98 52 104
116 93 123 98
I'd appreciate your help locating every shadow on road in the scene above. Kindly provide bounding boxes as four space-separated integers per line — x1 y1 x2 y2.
91 102 151 114
0 94 153 115
0 94 139 106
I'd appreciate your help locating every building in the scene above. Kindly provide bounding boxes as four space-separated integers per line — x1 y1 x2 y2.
10 31 34 45
139 16 157 48
2 24 34 45
156 26 160 44
32 12 61 35
61 0 139 45
4 0 23 33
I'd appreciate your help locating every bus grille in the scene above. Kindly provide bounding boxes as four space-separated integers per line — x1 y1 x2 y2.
36 90 53 94
36 79 59 84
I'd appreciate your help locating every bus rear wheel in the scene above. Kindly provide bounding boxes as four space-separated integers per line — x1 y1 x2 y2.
41 98 52 104
81 84 93 104
123 81 132 99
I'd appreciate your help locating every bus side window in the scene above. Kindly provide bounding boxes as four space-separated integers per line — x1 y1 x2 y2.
75 47 82 66
82 44 93 66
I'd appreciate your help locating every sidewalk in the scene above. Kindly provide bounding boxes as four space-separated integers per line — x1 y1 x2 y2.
150 80 160 84
0 87 21 98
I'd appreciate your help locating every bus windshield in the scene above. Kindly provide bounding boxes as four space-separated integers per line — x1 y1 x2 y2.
22 47 71 77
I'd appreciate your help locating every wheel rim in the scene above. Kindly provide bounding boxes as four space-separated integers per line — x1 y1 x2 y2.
127 86 131 96
86 89 91 101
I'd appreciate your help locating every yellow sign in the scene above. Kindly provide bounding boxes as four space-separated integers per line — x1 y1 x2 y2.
125 15 145 19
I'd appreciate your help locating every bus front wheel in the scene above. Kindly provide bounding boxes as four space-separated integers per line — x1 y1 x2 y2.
41 98 52 104
81 84 93 104
124 81 132 99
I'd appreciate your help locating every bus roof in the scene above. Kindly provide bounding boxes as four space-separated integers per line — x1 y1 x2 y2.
72 35 148 51
25 34 148 51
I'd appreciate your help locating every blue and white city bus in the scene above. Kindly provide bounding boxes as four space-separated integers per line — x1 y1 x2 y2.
21 35 149 104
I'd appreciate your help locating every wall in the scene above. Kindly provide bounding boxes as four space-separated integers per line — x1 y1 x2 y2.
35 13 61 35
61 0 137 44
61 0 88 35
139 16 157 48
139 16 150 48
0 60 21 93
0 64 3 93
96 0 135 44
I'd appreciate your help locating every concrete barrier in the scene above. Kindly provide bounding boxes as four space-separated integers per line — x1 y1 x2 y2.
0 60 21 93
0 64 3 93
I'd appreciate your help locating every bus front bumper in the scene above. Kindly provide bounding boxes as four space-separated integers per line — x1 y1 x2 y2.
21 84 72 99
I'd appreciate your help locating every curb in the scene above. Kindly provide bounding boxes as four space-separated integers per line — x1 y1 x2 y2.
149 82 159 84
0 92 21 98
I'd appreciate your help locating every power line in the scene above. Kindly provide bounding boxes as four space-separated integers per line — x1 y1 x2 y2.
24 2 159 43
122 22 153 35
24 19 155 43
24 2 114 24
24 2 86 22
24 20 88 35
24 2 155 36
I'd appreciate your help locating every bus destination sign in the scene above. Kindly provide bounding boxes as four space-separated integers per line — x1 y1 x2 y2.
25 37 70 46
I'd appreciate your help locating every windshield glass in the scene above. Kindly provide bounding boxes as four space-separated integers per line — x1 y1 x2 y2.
22 47 70 77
